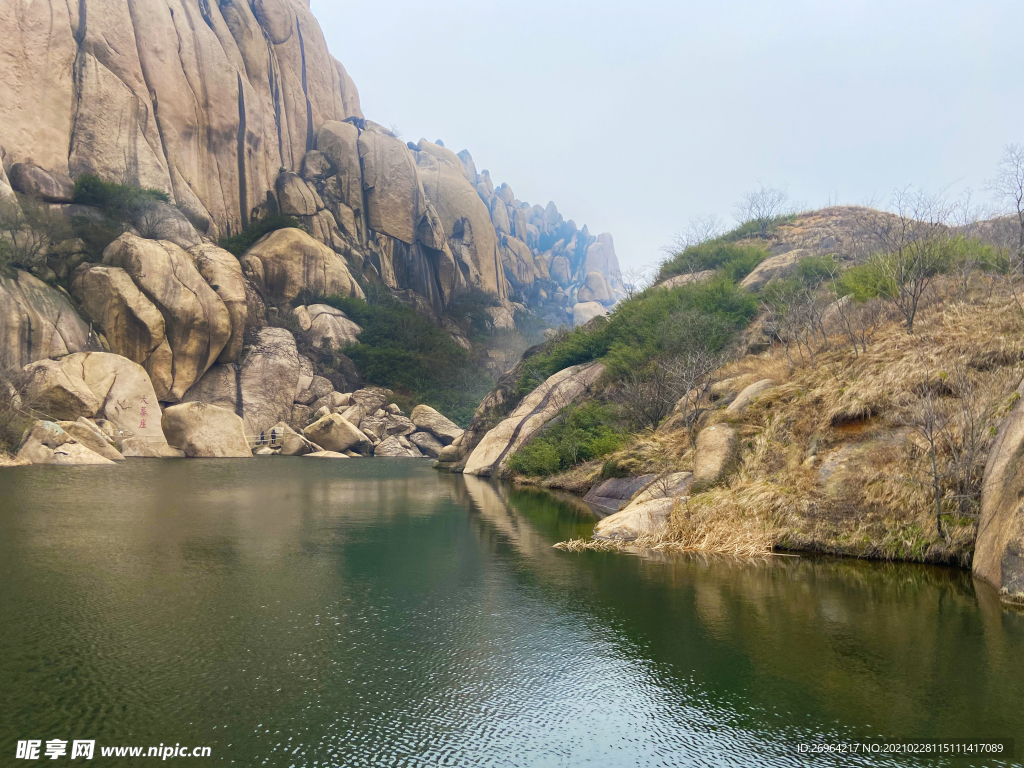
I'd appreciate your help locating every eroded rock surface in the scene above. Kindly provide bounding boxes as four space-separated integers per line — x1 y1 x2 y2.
464 362 605 477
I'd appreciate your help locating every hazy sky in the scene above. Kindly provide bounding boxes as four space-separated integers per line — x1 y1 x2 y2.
311 0 1023 271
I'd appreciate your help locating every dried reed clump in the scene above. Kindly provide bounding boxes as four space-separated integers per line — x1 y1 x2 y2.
0 451 28 467
638 481 794 556
553 538 629 553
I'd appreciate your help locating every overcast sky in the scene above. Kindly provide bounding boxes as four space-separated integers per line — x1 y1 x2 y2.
311 0 1023 271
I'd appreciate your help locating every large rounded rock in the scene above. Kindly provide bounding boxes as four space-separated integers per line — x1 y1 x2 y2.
276 172 323 216
408 431 444 458
238 328 300 435
693 424 738 491
132 202 201 250
373 435 423 458
976 384 1024 597
240 228 364 306
464 362 605 477
577 271 615 305
358 128 427 245
189 244 247 364
725 379 777 414
594 498 675 541
23 352 173 457
740 249 809 292
294 304 362 351
103 234 231 401
572 301 608 327
0 270 90 370
268 421 320 456
162 403 251 458
410 404 463 445
16 421 116 466
55 419 125 462
22 358 103 419
303 413 368 453
182 328 301 437
317 121 365 236
8 163 74 202
415 147 505 300
70 264 172 399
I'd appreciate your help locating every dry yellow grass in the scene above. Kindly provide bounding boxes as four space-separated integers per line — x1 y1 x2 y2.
589 276 1024 564
0 451 28 467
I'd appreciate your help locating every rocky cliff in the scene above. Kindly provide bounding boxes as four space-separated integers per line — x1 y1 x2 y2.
0 0 622 323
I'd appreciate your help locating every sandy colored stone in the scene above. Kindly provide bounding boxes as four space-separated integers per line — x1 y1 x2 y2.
295 375 333 406
594 498 675 541
408 431 444 458
975 383 1024 595
656 271 716 290
241 228 363 306
16 421 116 466
464 362 605 477
182 328 300 437
410 405 464 446
55 420 125 461
8 163 74 202
358 129 427 245
693 425 738 491
162 403 251 458
103 234 231 401
303 413 368 453
740 249 810 291
189 244 247 364
305 451 348 459
373 435 423 458
296 304 362 351
0 270 90 369
572 301 608 327
725 379 777 414
576 271 616 305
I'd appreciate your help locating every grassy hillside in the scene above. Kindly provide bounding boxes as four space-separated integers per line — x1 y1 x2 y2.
494 206 1022 564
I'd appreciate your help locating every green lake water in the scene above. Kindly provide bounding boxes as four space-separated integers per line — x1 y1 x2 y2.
1 459 1023 766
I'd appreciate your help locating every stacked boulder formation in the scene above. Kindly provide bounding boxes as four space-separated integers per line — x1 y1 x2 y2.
0 0 623 327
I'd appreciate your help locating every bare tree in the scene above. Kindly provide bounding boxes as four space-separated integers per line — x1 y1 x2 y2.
735 182 792 238
617 351 721 431
663 214 726 256
133 201 181 240
907 388 953 541
828 295 886 357
872 188 953 334
762 279 832 368
903 365 1011 541
661 349 723 441
0 196 71 272
989 143 1024 270
619 265 654 299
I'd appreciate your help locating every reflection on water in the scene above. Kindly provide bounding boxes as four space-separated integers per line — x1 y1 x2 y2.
0 460 1022 767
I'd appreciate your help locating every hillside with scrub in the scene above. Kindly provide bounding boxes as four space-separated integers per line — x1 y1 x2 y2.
443 152 1024 599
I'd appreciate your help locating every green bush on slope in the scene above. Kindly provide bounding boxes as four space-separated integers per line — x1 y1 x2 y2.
508 402 626 477
322 292 493 426
219 215 304 256
658 241 770 283
517 276 758 396
72 175 170 221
